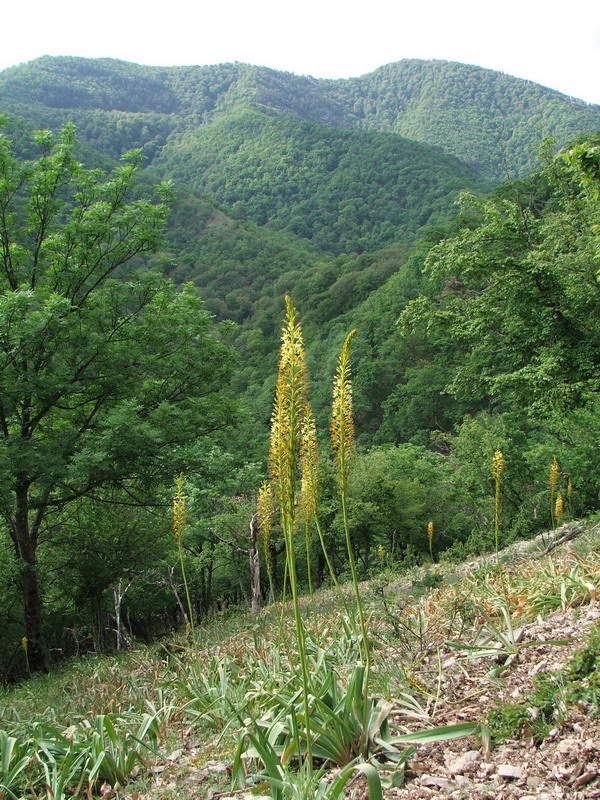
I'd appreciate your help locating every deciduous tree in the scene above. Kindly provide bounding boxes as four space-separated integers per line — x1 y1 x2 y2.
0 120 235 672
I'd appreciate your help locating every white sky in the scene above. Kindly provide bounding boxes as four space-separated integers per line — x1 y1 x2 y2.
2 0 599 104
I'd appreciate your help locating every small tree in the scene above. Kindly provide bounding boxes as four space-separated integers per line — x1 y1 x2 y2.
0 120 235 672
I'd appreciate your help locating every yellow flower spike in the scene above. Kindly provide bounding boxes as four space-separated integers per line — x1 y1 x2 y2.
491 450 505 480
427 520 435 561
427 520 434 544
491 450 505 558
555 493 564 525
172 472 186 544
300 405 319 524
549 456 561 528
268 372 291 497
269 296 309 516
21 636 30 675
331 329 357 490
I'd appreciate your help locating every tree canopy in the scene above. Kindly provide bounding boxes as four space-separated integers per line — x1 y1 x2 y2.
0 120 235 672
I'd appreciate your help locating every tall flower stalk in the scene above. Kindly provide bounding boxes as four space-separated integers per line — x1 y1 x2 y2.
549 456 560 528
21 636 30 676
173 473 195 642
491 450 505 560
300 404 352 618
268 296 313 772
331 330 371 683
427 521 435 563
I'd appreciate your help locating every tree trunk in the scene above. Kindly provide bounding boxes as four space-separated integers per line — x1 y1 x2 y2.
14 483 47 673
249 514 261 614
113 578 133 651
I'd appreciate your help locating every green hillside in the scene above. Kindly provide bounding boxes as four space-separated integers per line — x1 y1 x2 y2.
161 188 324 322
327 60 600 179
0 58 598 701
2 56 599 179
153 107 488 255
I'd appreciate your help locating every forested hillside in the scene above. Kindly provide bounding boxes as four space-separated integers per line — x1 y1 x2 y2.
0 55 598 695
2 56 600 179
154 108 488 254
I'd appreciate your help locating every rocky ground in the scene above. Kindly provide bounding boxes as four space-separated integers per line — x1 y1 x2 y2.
385 600 600 799
135 526 600 800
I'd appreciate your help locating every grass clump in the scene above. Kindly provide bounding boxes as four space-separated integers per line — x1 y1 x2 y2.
232 300 394 798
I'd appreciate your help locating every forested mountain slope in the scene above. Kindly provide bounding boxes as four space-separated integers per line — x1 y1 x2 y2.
153 107 488 254
0 56 599 681
1 56 599 179
326 60 600 180
3 54 599 306
0 55 492 312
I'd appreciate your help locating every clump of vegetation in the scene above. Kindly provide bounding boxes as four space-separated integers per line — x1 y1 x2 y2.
563 620 600 707
487 703 534 744
487 618 600 747
230 301 395 798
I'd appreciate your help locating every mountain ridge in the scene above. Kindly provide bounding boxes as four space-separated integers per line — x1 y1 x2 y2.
2 55 600 179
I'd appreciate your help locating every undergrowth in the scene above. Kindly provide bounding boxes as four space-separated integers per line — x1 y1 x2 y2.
1 524 599 798
488 616 600 746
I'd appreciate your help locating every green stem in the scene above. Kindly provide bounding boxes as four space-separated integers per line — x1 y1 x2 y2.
178 543 195 643
314 517 355 630
340 489 370 683
304 522 317 620
494 475 501 562
281 508 313 773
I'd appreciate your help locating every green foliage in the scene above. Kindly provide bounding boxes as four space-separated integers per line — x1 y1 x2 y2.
155 108 487 257
333 59 600 180
0 53 599 687
173 651 253 731
486 621 600 747
236 663 397 769
0 729 31 799
3 56 599 182
336 448 425 571
486 703 532 744
402 163 600 415
0 711 162 800
235 731 391 800
563 620 600 707
0 119 236 673
486 653 595 747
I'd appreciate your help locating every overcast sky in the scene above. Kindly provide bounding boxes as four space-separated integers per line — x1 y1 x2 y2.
2 0 599 104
